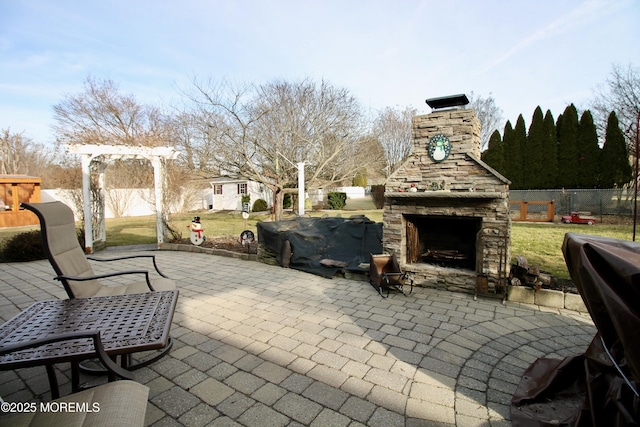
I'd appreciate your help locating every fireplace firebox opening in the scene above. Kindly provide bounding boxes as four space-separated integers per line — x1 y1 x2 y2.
405 214 482 270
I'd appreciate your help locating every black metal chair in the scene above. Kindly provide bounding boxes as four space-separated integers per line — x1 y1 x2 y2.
23 201 175 299
22 201 176 370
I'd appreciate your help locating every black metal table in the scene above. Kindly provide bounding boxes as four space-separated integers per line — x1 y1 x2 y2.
0 290 178 396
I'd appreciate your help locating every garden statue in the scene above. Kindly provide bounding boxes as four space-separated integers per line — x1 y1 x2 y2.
188 216 206 246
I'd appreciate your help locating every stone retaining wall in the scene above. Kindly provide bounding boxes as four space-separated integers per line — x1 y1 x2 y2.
507 285 587 312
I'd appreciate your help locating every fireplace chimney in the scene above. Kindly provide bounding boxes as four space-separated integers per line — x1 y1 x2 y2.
425 94 470 111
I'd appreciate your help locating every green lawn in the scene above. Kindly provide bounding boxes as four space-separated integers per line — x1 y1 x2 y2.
0 199 635 279
511 222 632 278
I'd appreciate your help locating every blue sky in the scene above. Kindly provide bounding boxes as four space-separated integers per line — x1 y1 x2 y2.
1 0 638 145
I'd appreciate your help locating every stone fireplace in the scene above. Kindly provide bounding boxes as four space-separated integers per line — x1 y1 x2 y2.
382 105 511 294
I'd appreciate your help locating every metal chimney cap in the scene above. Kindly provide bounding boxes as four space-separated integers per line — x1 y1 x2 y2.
425 94 469 110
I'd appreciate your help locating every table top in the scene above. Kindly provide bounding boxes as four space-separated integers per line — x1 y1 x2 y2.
0 290 178 369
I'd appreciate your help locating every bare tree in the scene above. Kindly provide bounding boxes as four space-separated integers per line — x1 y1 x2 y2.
591 64 640 146
182 78 368 220
0 128 51 175
373 106 416 176
43 156 82 189
52 76 188 241
52 76 175 190
104 159 153 188
104 188 135 218
53 76 171 148
468 92 504 151
168 111 224 179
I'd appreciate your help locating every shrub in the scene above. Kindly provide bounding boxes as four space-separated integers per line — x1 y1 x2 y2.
252 199 268 212
370 185 385 209
327 192 347 210
352 169 367 187
0 230 46 262
283 193 292 209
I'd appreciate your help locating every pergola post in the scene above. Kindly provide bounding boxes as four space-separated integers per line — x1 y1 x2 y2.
152 156 166 246
80 154 93 253
96 162 107 242
297 162 305 216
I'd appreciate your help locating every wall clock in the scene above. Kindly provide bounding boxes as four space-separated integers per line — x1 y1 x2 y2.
427 134 451 163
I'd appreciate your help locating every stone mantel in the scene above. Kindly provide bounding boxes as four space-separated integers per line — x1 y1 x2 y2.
385 191 505 200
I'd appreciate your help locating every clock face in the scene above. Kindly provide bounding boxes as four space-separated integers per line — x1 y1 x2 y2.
428 134 451 163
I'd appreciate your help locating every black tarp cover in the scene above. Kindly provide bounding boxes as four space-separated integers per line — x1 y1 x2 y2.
511 233 640 426
257 216 383 278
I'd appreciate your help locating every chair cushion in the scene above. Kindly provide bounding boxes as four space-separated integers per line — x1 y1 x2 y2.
0 380 149 427
150 277 177 292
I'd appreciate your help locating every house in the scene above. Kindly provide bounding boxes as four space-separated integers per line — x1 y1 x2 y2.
207 176 273 211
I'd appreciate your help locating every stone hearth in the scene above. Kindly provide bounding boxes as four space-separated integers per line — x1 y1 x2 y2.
383 108 511 294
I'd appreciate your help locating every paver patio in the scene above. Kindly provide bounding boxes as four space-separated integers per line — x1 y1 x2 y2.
0 249 595 426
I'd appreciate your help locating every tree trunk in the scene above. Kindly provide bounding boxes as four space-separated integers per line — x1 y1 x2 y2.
273 187 284 221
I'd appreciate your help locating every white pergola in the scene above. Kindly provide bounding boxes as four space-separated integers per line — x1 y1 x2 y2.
66 144 180 253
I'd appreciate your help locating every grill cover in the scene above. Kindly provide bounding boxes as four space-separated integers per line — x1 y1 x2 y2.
511 233 640 426
257 216 382 278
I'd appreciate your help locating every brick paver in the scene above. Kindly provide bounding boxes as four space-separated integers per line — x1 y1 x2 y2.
0 249 595 426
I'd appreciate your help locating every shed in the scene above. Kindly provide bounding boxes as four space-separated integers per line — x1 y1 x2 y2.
0 175 42 228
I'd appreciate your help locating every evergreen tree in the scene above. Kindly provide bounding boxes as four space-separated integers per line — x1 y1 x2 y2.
576 110 600 188
481 130 505 176
511 115 527 189
601 111 633 188
525 106 545 189
556 104 579 188
541 110 558 188
501 120 516 187
556 113 563 144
